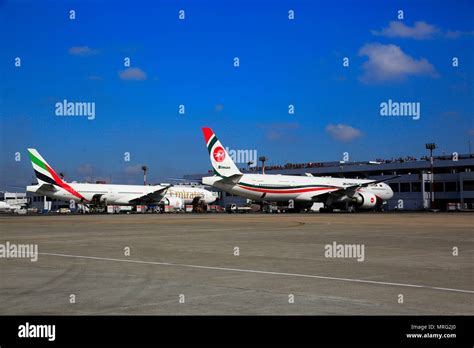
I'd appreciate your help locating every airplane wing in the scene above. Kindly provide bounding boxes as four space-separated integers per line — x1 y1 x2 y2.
128 185 172 204
310 175 401 200
336 175 401 193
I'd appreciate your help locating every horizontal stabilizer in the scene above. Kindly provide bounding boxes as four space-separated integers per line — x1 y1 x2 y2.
216 173 243 184
37 183 58 192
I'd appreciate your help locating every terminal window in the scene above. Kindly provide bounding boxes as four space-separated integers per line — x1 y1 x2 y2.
389 183 399 192
411 182 421 192
445 182 458 192
464 180 474 191
400 183 411 192
434 182 444 192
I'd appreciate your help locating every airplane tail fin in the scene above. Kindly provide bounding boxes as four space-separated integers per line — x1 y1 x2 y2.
202 127 242 178
27 148 64 186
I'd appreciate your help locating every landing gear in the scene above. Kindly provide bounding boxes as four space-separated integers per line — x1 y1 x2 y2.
319 206 334 213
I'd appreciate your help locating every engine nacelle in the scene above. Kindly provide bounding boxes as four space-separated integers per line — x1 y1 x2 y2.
161 196 184 210
91 194 107 205
354 192 377 209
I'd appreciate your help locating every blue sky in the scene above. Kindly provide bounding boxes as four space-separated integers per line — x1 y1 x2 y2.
1 0 473 189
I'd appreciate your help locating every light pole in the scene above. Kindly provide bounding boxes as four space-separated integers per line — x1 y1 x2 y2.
141 166 148 186
247 161 254 171
259 156 267 175
425 143 437 209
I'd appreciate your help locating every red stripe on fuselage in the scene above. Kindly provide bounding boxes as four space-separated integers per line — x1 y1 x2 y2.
238 185 336 194
46 164 87 201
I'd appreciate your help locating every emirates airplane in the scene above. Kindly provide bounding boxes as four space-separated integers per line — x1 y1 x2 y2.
26 149 216 208
201 128 397 212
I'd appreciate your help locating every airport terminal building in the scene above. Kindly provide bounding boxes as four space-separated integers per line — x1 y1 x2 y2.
185 154 474 211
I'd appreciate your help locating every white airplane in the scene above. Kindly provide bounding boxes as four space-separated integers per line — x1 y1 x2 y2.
26 149 216 209
0 191 27 213
201 128 397 212
0 201 25 213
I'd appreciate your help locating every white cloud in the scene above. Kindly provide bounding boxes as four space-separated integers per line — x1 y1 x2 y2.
118 67 147 81
75 164 94 176
441 111 459 118
445 30 474 39
372 21 439 40
68 46 99 56
372 20 473 40
359 43 438 83
325 124 362 142
258 122 300 141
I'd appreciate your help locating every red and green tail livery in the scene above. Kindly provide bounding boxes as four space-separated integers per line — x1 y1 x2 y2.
27 148 85 200
201 128 242 178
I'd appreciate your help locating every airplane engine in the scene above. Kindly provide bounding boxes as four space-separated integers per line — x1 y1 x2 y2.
161 197 184 211
91 194 107 205
354 192 377 209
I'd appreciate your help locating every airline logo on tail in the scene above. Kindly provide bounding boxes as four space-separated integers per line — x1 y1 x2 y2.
213 146 226 162
27 148 86 201
202 128 242 178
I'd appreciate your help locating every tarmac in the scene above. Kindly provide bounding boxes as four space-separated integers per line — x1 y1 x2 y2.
0 212 473 315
